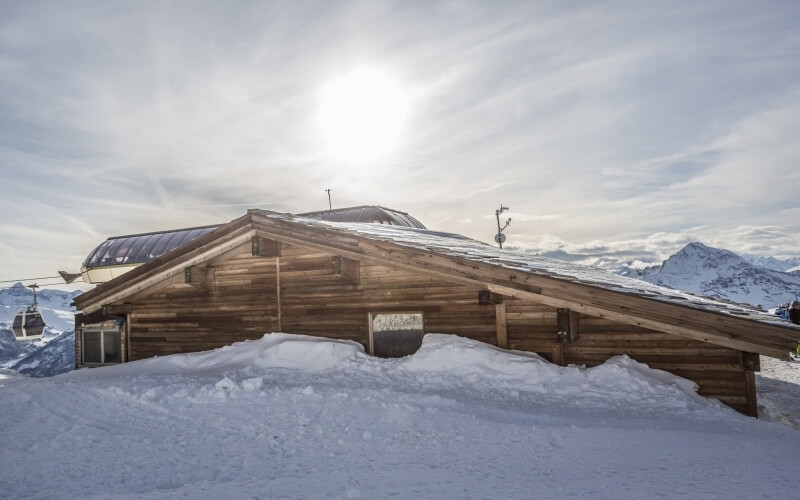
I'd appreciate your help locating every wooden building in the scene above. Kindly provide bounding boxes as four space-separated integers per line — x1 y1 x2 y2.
73 209 800 417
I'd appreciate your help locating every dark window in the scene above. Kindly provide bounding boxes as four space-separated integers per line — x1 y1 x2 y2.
82 331 102 363
103 331 122 363
82 330 121 364
370 313 424 358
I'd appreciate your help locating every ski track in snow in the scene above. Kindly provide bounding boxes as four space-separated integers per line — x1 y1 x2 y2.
1 334 799 499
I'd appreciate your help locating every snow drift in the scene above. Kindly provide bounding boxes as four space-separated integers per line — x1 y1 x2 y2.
3 332 799 499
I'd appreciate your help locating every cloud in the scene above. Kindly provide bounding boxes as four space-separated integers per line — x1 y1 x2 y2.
503 224 800 273
1 1 799 285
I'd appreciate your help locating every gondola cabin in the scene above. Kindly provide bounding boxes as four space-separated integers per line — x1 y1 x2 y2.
12 284 46 341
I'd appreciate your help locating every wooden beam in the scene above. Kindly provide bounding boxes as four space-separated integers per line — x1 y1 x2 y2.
741 352 760 372
556 309 580 343
102 304 134 316
557 308 570 343
276 257 282 332
570 310 580 342
76 310 120 326
123 273 186 305
479 290 504 305
124 313 131 363
745 371 758 418
553 343 565 366
184 266 216 292
496 302 508 348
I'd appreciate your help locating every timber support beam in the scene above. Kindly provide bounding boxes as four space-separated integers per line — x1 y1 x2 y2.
557 308 580 343
102 303 134 316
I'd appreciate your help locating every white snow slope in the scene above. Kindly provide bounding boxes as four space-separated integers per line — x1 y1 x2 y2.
1 333 798 499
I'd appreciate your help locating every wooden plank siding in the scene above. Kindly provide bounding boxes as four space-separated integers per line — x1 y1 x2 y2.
108 241 759 415
561 315 753 415
243 215 797 359
127 250 280 359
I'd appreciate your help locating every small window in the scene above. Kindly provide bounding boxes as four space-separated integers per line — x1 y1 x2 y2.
83 331 102 363
82 329 122 365
370 313 424 358
103 331 122 363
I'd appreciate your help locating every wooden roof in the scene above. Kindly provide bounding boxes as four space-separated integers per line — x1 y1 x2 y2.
74 209 800 359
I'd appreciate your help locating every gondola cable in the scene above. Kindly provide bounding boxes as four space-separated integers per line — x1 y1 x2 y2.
1 271 83 285
0 275 63 284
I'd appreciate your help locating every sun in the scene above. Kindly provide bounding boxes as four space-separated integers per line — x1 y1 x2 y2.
317 68 409 164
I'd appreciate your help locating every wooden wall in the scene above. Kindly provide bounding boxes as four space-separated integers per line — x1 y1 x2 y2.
563 315 753 415
111 241 756 415
279 244 494 345
127 254 280 360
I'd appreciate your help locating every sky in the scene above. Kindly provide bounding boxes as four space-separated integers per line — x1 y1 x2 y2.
2 0 799 290
2 331 800 498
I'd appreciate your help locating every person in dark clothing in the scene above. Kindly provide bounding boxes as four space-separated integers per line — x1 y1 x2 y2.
789 301 800 325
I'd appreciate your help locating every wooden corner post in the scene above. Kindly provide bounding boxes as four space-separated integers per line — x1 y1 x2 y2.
495 301 508 349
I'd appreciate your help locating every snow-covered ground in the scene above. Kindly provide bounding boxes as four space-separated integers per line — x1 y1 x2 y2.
757 355 800 430
1 333 798 499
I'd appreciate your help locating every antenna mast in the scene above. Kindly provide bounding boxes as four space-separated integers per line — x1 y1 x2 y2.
494 204 511 249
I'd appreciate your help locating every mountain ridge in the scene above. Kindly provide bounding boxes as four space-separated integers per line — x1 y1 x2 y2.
621 242 800 308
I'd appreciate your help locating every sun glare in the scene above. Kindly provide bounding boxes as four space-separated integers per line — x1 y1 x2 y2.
317 68 409 164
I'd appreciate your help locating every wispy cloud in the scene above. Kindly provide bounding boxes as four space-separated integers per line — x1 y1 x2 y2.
1 1 799 285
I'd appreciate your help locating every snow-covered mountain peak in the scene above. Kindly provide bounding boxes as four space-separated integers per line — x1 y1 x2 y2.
640 243 800 308
661 242 741 273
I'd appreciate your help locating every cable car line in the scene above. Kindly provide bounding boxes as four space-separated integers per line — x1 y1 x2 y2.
0 275 63 284
1 271 83 285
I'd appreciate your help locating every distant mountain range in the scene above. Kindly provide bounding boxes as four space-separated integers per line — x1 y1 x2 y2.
2 243 799 377
0 327 75 376
619 242 800 309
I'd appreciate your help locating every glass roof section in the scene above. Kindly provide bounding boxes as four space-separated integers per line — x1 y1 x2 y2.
83 225 221 269
82 206 425 271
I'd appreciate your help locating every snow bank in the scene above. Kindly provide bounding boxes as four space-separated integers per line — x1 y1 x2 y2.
67 332 714 415
4 332 798 500
71 332 366 379
400 334 710 411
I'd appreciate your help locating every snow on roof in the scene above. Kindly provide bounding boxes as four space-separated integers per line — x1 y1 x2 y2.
255 210 797 329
